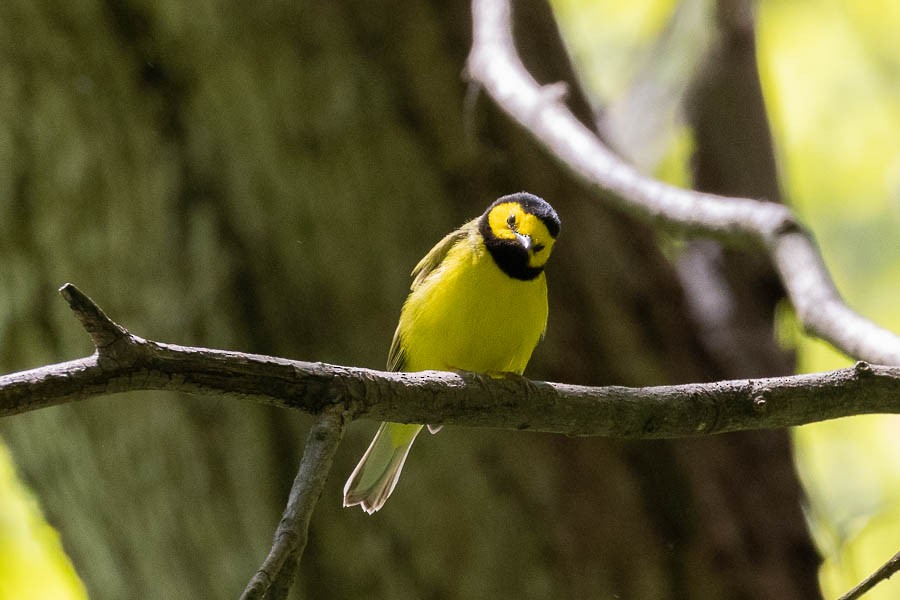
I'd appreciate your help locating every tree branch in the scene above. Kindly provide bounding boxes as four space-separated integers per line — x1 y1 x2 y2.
240 410 346 600
59 283 133 352
465 0 900 366
2 285 900 438
838 549 900 600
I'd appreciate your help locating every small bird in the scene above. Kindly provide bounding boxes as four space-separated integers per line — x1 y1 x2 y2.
342 192 561 514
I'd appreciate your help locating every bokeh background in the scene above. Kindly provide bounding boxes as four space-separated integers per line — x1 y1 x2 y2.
556 0 900 597
0 0 897 598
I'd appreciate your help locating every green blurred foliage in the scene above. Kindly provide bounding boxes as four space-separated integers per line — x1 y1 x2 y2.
0 443 86 599
757 2 900 598
550 0 678 99
554 0 900 597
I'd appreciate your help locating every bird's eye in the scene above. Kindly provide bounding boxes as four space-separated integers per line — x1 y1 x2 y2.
533 243 545 253
506 214 516 228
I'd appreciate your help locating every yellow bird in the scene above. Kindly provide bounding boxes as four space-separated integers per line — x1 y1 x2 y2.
342 192 561 514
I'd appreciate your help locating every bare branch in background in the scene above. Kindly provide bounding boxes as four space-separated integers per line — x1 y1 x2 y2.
466 0 900 366
837 549 900 600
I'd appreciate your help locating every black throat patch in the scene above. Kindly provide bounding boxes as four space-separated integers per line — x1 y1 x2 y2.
478 216 544 281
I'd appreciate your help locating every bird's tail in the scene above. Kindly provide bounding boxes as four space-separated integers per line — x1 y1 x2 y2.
343 422 423 514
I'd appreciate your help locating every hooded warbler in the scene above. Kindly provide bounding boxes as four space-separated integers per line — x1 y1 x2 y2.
343 192 560 513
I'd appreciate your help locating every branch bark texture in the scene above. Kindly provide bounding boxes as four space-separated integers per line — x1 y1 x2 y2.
2 285 899 439
838 550 900 600
466 0 900 367
240 410 346 600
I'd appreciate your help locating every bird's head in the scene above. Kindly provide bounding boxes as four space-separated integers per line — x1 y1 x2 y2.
479 192 560 281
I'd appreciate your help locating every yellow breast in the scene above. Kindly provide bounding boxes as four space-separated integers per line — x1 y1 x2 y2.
396 230 548 375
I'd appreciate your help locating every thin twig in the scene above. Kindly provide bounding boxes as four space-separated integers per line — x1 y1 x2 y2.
240 410 347 600
2 284 900 438
838 549 900 600
466 0 900 366
59 283 134 353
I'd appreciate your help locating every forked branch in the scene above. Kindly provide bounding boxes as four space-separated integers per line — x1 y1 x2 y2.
5 284 900 598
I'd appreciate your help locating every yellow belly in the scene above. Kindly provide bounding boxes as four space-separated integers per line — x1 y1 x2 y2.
397 238 548 375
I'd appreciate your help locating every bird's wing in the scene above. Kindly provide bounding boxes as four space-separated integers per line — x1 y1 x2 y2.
387 219 475 371
409 220 474 290
387 328 407 372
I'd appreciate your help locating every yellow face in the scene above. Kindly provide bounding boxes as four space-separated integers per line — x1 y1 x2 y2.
487 201 557 269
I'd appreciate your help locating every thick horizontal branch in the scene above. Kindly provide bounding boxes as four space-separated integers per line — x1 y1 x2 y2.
466 0 900 366
2 285 899 439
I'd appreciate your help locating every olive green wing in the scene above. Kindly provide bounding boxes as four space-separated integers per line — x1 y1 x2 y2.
387 219 475 371
387 329 407 372
409 220 474 290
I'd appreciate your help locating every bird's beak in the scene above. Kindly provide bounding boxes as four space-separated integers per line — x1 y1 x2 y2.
515 232 532 251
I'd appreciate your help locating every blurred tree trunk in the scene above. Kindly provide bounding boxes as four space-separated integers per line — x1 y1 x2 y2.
0 0 818 598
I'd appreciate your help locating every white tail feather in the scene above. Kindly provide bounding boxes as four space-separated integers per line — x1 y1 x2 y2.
343 423 423 514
